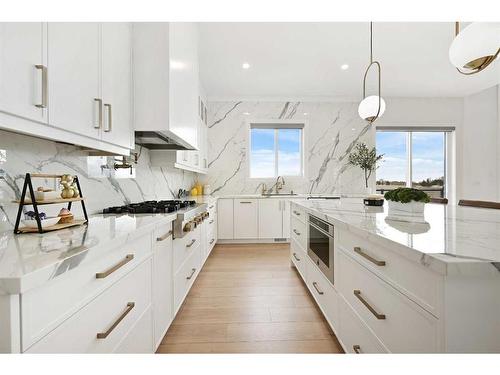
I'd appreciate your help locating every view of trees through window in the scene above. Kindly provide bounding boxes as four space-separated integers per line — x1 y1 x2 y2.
376 131 446 198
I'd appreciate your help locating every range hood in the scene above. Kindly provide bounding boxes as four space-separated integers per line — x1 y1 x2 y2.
134 131 196 151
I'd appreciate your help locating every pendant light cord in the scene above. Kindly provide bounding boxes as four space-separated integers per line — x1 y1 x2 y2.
370 22 373 63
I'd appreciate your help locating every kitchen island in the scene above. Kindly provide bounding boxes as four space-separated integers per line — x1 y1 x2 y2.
289 197 500 353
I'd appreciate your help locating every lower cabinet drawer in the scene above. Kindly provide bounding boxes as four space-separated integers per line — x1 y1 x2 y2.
114 307 153 353
173 226 201 273
26 258 153 353
306 257 338 331
337 249 439 353
173 247 201 314
290 238 307 280
339 295 387 353
291 216 306 250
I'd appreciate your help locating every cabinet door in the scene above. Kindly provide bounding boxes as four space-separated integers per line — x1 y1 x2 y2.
48 23 100 139
217 199 234 240
101 22 132 149
152 227 173 348
234 199 258 239
0 22 47 123
169 23 199 149
282 200 291 238
258 199 283 239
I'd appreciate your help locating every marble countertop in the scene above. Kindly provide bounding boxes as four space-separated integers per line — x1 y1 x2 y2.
0 213 177 294
292 198 500 275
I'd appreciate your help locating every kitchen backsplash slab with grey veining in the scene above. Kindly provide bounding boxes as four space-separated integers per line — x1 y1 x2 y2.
203 101 375 195
0 130 196 232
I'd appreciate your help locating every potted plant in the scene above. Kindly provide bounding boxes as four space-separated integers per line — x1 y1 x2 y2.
384 187 430 222
348 142 383 192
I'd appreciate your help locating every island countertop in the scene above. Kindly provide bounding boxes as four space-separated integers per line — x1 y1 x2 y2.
291 198 500 275
0 213 177 294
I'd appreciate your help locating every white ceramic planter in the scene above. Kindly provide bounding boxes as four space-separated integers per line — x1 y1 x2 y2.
387 200 427 223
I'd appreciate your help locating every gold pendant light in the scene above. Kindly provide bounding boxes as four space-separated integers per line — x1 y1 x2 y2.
358 22 386 124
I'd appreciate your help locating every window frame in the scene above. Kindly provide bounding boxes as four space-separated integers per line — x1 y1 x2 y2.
375 127 453 198
247 120 306 179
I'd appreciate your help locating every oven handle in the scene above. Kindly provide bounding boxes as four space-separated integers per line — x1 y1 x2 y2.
308 220 334 238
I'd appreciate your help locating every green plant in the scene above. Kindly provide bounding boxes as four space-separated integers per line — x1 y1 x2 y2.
384 187 431 203
348 143 383 188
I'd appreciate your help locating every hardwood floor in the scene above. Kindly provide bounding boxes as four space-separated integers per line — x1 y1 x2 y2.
157 243 343 354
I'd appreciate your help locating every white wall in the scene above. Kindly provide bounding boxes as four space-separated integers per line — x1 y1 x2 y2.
458 85 500 202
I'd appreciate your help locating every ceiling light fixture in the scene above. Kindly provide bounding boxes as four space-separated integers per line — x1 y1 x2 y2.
242 62 251 69
303 112 308 116
449 22 500 75
243 112 250 116
341 64 349 70
358 22 386 124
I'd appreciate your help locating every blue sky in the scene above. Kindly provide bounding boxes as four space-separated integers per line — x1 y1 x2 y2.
376 131 445 182
250 129 301 177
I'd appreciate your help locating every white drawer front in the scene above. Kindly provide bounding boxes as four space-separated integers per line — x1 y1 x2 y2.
26 258 153 353
337 249 439 353
291 205 306 223
338 295 387 353
173 247 201 314
206 215 217 235
337 229 442 316
114 307 153 353
291 216 307 251
207 201 217 217
173 226 201 273
290 238 307 280
306 257 338 331
21 232 152 351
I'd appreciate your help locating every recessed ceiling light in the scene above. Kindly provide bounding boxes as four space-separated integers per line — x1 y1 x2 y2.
243 112 250 115
303 112 308 116
242 62 251 69
341 64 350 70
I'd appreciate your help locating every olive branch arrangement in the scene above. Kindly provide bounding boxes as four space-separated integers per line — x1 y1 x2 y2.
348 143 383 188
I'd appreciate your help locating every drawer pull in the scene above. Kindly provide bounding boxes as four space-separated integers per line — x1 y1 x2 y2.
293 252 301 261
312 282 324 295
210 238 215 244
186 239 196 248
353 345 361 354
293 229 301 236
96 254 134 279
240 201 253 204
209 220 214 224
97 302 135 339
354 290 386 320
186 268 196 280
354 247 386 266
209 205 214 209
156 230 173 242
293 210 301 216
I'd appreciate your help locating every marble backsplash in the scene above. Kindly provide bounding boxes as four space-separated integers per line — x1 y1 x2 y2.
203 101 375 195
0 130 196 232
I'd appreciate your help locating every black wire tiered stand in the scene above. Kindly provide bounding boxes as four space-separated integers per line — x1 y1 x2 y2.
13 173 89 234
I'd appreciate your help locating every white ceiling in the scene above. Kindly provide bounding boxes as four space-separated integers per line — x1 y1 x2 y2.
198 22 500 100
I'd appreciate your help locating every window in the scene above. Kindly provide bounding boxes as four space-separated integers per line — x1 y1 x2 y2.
249 123 303 178
376 129 448 198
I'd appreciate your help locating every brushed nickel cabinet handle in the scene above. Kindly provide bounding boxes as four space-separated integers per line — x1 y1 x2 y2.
312 282 324 295
209 205 214 209
96 302 135 339
209 220 214 224
240 201 252 204
96 254 134 279
186 268 196 280
104 103 112 132
293 229 301 236
35 64 48 108
186 239 196 248
93 98 103 129
156 230 173 242
353 345 361 354
354 290 386 320
210 238 215 244
293 210 301 216
293 252 300 261
354 247 386 266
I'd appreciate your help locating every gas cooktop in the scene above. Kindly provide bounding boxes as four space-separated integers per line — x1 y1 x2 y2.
102 200 197 215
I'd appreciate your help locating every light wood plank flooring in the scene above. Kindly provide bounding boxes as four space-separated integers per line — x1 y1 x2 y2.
157 243 343 353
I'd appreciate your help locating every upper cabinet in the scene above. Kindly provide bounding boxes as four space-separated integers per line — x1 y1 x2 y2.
0 22 133 155
0 23 48 124
133 23 199 151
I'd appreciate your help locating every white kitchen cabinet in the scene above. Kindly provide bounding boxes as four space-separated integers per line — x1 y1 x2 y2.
100 22 133 149
234 199 259 239
258 199 283 239
48 23 101 139
217 199 234 240
152 225 173 349
0 23 47 123
282 199 291 238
